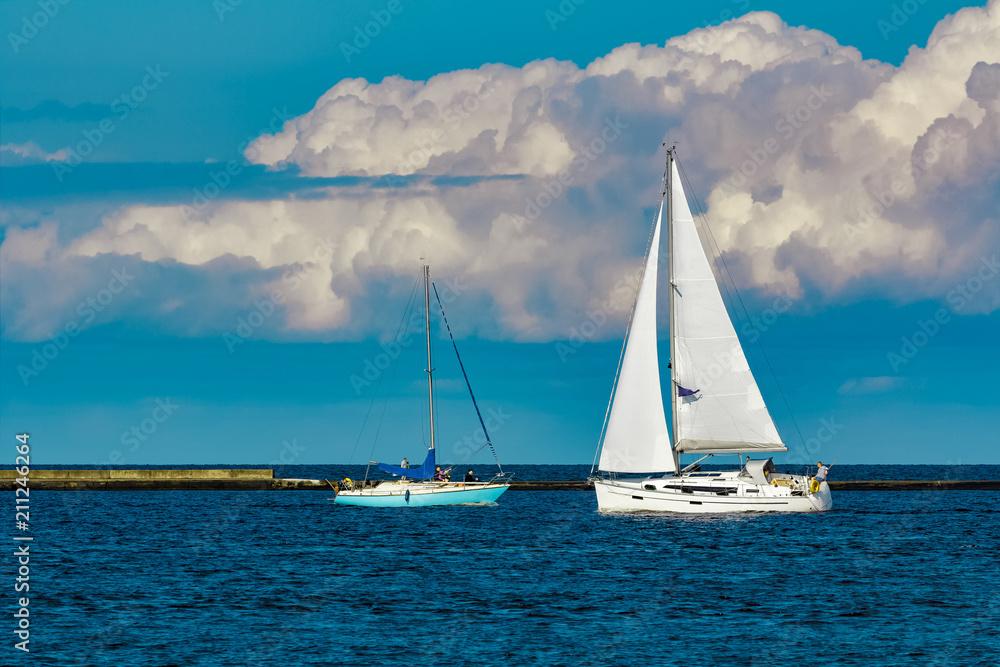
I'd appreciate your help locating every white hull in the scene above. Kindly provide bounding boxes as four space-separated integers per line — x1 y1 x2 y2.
334 481 509 507
594 472 832 513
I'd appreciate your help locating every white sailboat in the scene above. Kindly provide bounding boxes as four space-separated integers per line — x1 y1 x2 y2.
335 265 511 508
592 147 832 513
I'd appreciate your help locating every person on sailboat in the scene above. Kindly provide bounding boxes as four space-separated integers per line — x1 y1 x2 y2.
434 466 450 482
809 461 830 493
400 458 409 468
464 470 478 483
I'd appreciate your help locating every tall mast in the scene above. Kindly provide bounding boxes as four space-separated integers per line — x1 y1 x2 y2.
424 264 437 451
666 147 679 470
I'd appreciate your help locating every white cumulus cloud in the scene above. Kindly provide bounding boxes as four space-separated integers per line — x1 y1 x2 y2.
3 2 998 342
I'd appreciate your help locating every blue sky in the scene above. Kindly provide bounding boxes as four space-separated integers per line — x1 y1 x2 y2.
1 0 997 466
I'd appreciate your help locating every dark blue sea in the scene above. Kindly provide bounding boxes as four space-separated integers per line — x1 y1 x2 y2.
17 465 1000 665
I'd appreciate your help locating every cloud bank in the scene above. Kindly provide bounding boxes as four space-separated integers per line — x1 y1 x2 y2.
2 2 998 342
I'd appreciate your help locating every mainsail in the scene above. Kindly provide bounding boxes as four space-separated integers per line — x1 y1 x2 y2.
668 160 785 454
598 203 676 473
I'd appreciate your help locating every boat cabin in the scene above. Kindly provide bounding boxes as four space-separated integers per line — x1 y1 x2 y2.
742 458 776 485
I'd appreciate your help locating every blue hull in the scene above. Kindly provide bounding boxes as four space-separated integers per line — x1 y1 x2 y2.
334 483 509 507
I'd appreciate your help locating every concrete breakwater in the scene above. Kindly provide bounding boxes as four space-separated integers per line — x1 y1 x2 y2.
1 470 999 491
0 469 306 490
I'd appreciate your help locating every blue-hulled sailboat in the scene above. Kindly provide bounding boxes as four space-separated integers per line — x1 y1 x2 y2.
334 265 511 507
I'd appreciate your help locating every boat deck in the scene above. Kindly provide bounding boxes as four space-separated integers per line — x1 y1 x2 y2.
2 471 998 491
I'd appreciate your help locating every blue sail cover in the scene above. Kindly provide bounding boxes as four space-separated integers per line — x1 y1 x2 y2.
378 447 436 480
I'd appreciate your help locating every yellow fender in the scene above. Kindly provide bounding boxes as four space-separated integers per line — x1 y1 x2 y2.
810 478 820 494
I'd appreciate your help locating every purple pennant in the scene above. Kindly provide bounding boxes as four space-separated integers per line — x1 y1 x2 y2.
678 385 700 397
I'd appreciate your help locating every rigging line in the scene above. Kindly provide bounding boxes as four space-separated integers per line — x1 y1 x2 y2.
364 276 421 472
432 282 503 474
448 440 499 475
591 152 670 475
347 276 420 465
676 159 806 450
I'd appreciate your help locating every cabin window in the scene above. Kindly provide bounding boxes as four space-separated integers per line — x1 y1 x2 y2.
643 484 656 491
675 485 731 494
